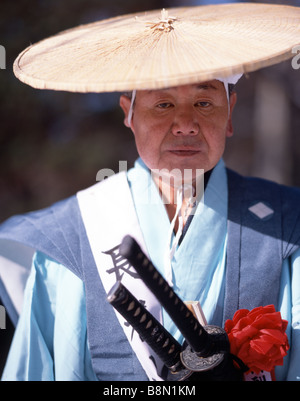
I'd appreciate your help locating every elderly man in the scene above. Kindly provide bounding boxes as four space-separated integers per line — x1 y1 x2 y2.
1 4 300 381
1 76 300 381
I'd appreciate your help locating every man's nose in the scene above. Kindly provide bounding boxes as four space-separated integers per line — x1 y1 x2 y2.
171 109 199 136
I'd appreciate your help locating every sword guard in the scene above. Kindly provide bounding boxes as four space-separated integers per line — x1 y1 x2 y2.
180 325 227 372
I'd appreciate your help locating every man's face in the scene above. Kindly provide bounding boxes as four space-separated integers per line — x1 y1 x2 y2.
120 80 236 176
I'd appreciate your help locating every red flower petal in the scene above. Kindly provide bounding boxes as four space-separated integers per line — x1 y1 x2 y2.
224 305 289 373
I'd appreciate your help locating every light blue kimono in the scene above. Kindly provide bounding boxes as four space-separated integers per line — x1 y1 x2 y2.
2 159 300 381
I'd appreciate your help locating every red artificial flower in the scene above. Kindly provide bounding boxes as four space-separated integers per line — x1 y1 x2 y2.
224 305 289 374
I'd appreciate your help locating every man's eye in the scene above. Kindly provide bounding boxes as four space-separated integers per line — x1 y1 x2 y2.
157 102 172 109
196 101 211 108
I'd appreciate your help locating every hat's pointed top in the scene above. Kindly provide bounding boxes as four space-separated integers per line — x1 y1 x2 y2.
143 8 177 32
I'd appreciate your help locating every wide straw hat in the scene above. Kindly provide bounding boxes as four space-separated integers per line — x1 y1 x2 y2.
13 3 300 93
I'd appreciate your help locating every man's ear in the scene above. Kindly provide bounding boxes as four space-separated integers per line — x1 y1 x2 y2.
226 92 237 138
119 95 132 128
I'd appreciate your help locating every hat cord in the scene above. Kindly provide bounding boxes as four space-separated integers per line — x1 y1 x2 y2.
164 184 195 287
127 90 136 126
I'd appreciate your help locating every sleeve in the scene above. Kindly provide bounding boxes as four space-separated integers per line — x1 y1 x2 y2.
1 252 56 380
286 248 300 381
1 251 97 381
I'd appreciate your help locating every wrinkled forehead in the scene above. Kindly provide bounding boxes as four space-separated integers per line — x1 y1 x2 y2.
142 80 223 96
132 74 242 99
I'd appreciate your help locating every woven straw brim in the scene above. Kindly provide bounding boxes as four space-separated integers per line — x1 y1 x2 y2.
13 3 300 93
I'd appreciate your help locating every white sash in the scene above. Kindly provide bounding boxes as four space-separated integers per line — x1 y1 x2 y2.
76 172 164 381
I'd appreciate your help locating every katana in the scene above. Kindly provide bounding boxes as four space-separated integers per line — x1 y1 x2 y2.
107 235 246 381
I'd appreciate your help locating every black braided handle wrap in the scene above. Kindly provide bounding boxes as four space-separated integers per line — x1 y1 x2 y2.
107 281 193 381
118 235 244 381
119 235 213 356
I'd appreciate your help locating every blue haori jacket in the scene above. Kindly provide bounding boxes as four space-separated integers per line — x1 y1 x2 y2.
0 168 300 380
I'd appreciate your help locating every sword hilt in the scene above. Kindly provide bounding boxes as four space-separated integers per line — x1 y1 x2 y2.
107 280 194 380
119 235 214 357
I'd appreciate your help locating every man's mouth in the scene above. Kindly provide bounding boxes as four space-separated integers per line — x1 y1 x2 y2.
168 148 201 156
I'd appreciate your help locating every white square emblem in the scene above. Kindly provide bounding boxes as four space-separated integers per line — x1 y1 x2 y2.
248 202 274 219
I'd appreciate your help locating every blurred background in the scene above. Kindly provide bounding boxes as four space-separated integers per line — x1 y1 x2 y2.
0 0 300 374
